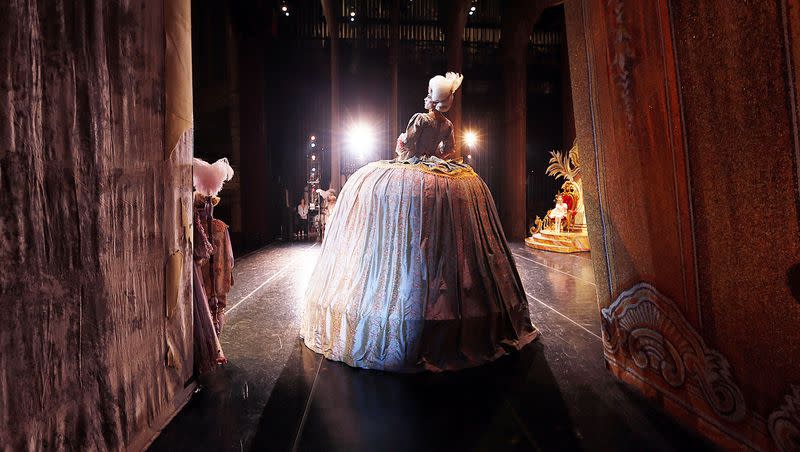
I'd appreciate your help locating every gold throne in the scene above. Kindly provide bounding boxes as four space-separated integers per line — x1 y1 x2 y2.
526 143 591 253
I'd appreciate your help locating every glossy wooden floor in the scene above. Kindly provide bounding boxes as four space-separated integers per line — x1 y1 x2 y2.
149 242 713 452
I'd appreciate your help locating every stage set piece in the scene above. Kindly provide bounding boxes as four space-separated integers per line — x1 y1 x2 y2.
526 142 591 253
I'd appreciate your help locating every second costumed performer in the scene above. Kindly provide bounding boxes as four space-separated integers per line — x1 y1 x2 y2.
300 73 539 372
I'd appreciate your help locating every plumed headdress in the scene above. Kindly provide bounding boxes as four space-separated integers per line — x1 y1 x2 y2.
425 72 464 112
193 157 234 197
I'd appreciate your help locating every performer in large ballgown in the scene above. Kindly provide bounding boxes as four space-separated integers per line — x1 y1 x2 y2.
300 73 539 372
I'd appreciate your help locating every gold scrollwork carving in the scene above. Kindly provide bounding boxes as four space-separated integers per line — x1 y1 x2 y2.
601 282 747 422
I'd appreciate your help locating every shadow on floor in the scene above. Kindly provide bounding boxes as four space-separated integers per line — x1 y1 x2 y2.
251 340 580 452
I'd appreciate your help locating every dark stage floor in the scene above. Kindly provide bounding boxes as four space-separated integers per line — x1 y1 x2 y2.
149 242 713 452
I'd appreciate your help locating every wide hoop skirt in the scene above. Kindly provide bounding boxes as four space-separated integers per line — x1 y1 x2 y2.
300 158 539 372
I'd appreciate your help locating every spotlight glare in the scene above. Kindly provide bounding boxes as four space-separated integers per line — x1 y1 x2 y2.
310 135 316 141
467 154 472 159
350 17 355 21
311 154 316 160
470 6 476 11
285 12 290 16
464 130 478 148
346 122 376 158
311 142 316 148
350 11 356 16
281 5 288 11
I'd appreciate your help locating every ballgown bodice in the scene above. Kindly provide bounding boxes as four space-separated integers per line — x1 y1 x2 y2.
395 112 455 160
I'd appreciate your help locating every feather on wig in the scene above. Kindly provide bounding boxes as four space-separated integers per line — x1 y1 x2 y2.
193 158 234 197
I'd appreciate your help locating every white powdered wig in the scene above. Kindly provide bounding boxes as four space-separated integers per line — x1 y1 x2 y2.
425 72 464 112
193 157 234 197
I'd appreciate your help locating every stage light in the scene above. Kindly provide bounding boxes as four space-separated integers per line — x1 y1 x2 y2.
285 12 290 16
281 5 288 12
464 130 478 148
350 17 355 22
470 6 476 11
311 154 316 160
311 142 316 148
467 154 472 160
350 11 356 17
346 122 376 158
310 135 316 141
468 10 474 15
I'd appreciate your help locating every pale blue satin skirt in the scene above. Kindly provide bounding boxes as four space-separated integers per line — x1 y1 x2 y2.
300 158 539 372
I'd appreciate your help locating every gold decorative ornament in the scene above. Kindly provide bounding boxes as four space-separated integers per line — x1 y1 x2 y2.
526 141 591 253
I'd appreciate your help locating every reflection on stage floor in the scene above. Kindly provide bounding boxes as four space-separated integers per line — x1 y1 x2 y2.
149 242 712 452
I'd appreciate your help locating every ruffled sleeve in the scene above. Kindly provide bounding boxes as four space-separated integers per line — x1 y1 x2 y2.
395 113 423 160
